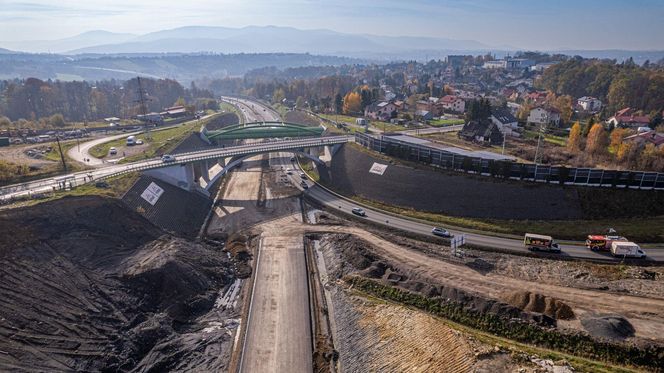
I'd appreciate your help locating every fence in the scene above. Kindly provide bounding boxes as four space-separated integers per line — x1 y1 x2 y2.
355 133 664 190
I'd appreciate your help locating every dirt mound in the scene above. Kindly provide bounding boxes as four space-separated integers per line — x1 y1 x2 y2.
0 196 235 372
581 314 635 341
503 291 575 320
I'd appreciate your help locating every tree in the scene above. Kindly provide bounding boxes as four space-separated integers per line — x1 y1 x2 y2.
295 96 306 109
48 113 66 128
567 122 582 152
174 97 186 107
0 116 10 128
342 92 361 114
582 116 595 137
609 128 628 152
272 88 286 104
334 93 343 114
585 123 609 157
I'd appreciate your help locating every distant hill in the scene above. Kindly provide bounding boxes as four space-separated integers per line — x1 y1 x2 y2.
0 30 137 53
0 47 15 54
65 25 492 57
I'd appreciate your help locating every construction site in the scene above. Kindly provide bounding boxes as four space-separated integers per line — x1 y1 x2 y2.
1 99 663 373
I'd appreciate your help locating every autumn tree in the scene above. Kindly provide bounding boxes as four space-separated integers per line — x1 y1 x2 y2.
567 122 582 152
585 123 609 157
609 128 628 152
343 92 361 114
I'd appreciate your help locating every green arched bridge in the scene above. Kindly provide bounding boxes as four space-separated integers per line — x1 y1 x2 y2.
205 122 325 141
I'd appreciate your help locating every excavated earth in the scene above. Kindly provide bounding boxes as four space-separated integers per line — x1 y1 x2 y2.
0 196 239 372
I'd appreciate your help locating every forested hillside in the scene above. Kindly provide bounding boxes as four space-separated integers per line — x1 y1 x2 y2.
537 58 664 115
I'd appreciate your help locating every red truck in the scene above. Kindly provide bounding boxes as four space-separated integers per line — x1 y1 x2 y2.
586 234 628 251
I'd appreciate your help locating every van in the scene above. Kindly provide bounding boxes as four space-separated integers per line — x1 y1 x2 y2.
610 241 646 259
126 135 136 146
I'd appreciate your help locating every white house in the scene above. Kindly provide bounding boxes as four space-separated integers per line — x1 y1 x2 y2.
527 107 561 126
364 101 397 121
438 95 465 113
490 107 520 137
577 96 603 113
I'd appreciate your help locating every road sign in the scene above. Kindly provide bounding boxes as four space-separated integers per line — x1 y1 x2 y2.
140 182 164 205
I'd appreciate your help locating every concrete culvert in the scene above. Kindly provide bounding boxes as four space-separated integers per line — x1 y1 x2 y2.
581 314 635 341
503 291 575 320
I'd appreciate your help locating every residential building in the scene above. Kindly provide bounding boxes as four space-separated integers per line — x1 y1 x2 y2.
606 108 650 128
160 105 188 118
527 107 561 127
577 96 603 113
525 91 548 104
364 101 397 121
438 95 465 113
483 60 507 69
415 110 433 121
490 107 520 136
531 62 559 72
415 100 432 112
446 55 469 67
458 119 503 145
623 131 664 148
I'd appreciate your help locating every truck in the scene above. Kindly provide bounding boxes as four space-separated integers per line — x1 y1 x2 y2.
524 233 561 253
0 137 9 147
610 241 646 259
126 135 136 146
586 234 628 251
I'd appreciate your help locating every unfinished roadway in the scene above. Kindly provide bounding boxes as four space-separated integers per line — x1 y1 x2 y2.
207 99 313 372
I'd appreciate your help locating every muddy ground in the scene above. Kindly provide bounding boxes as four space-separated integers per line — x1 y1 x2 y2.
0 196 243 372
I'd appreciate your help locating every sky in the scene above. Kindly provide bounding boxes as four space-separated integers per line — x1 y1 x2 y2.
1 0 663 50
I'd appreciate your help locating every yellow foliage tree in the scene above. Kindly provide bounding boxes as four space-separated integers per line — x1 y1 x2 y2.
609 128 628 153
616 142 633 162
585 123 609 157
343 92 361 114
567 122 582 152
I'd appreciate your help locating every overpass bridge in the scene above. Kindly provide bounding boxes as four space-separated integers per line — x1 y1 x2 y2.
0 135 353 201
204 121 325 141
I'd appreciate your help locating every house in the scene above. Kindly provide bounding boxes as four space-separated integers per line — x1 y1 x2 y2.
623 131 664 148
530 62 559 72
364 101 397 121
458 119 503 145
577 96 603 113
446 55 468 67
525 91 548 104
527 107 561 127
415 100 432 112
393 100 407 111
438 95 465 113
415 110 433 121
606 108 650 128
490 107 520 136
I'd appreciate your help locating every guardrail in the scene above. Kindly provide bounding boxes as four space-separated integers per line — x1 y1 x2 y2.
355 132 664 190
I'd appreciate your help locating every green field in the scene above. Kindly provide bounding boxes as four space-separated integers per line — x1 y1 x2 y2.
429 118 465 127
319 114 405 132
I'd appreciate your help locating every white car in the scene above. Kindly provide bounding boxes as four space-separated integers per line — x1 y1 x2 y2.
352 207 366 217
161 154 176 163
431 227 451 238
109 147 117 155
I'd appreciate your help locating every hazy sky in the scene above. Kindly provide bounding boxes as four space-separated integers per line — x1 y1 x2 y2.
1 0 663 50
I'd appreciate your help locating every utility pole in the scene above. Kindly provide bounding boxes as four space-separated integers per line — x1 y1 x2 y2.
502 129 506 155
534 121 547 164
136 76 151 139
55 135 67 173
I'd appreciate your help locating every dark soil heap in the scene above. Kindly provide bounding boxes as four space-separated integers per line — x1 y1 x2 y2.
0 196 233 372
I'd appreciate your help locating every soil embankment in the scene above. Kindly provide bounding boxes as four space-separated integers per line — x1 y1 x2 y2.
0 196 238 372
319 145 664 220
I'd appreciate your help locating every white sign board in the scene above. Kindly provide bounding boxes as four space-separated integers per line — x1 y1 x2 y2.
140 182 164 206
369 162 388 175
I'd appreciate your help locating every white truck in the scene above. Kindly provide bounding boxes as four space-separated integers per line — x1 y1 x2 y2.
610 241 646 259
126 135 136 146
524 233 560 253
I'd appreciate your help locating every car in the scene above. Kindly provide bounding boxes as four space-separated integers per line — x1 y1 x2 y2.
299 172 307 179
300 181 309 189
161 154 176 163
135 139 144 145
431 227 451 238
286 168 292 175
290 157 295 162
352 207 366 217
109 147 117 155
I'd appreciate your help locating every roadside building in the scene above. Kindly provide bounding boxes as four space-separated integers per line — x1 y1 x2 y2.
364 101 397 121
415 110 433 121
527 107 561 127
459 119 503 145
160 105 188 118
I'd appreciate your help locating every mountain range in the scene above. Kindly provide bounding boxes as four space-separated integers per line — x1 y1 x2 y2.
1 26 493 57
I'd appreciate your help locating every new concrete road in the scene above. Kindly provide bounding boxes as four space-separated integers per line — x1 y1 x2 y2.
400 124 463 135
223 96 314 372
67 130 142 166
